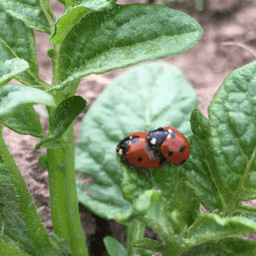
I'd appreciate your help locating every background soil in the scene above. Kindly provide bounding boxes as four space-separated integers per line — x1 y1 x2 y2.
5 0 256 255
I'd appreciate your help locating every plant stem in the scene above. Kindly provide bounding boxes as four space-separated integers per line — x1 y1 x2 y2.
126 219 146 256
47 146 69 238
47 122 88 256
0 125 60 255
62 124 88 255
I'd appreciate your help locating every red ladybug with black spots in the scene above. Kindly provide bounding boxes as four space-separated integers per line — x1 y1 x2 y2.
146 126 190 166
116 132 166 168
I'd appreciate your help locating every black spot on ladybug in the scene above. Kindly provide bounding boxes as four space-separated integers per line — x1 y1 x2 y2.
167 151 173 157
138 157 143 162
179 145 185 152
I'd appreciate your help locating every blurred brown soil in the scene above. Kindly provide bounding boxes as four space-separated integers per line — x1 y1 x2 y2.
4 0 256 255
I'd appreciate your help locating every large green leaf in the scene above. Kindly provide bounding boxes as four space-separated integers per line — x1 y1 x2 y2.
0 0 51 33
0 84 55 123
49 3 203 92
0 4 43 86
207 61 256 205
76 62 198 219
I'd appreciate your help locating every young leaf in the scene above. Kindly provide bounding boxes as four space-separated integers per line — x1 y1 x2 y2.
0 58 29 86
49 7 91 45
186 214 256 242
49 0 117 44
50 3 203 91
0 0 51 33
35 96 87 149
0 4 43 86
207 61 256 208
103 236 128 256
116 190 174 242
75 62 198 219
132 238 165 254
3 106 44 138
0 84 55 123
38 154 48 169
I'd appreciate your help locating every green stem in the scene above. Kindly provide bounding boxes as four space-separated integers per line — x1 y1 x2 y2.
126 219 146 256
48 17 87 253
62 124 88 255
0 125 60 255
47 123 88 256
47 146 69 238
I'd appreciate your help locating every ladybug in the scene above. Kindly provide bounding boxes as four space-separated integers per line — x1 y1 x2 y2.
116 132 166 168
146 126 190 166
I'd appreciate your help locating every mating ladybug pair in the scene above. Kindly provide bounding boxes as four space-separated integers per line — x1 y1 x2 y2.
116 126 190 169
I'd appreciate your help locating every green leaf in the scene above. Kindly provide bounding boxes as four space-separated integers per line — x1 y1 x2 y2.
0 4 43 86
207 61 256 204
50 234 72 256
183 136 224 212
49 0 117 44
0 58 29 86
0 240 31 255
116 190 174 242
0 84 55 123
0 155 40 254
35 96 87 149
49 7 91 45
183 108 224 212
186 214 256 242
221 237 256 256
38 154 48 169
66 0 116 10
151 162 200 228
182 237 256 256
182 241 231 256
0 0 51 33
118 157 154 202
75 62 198 219
132 237 165 254
103 236 128 256
50 3 203 92
3 106 44 138
190 108 209 141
